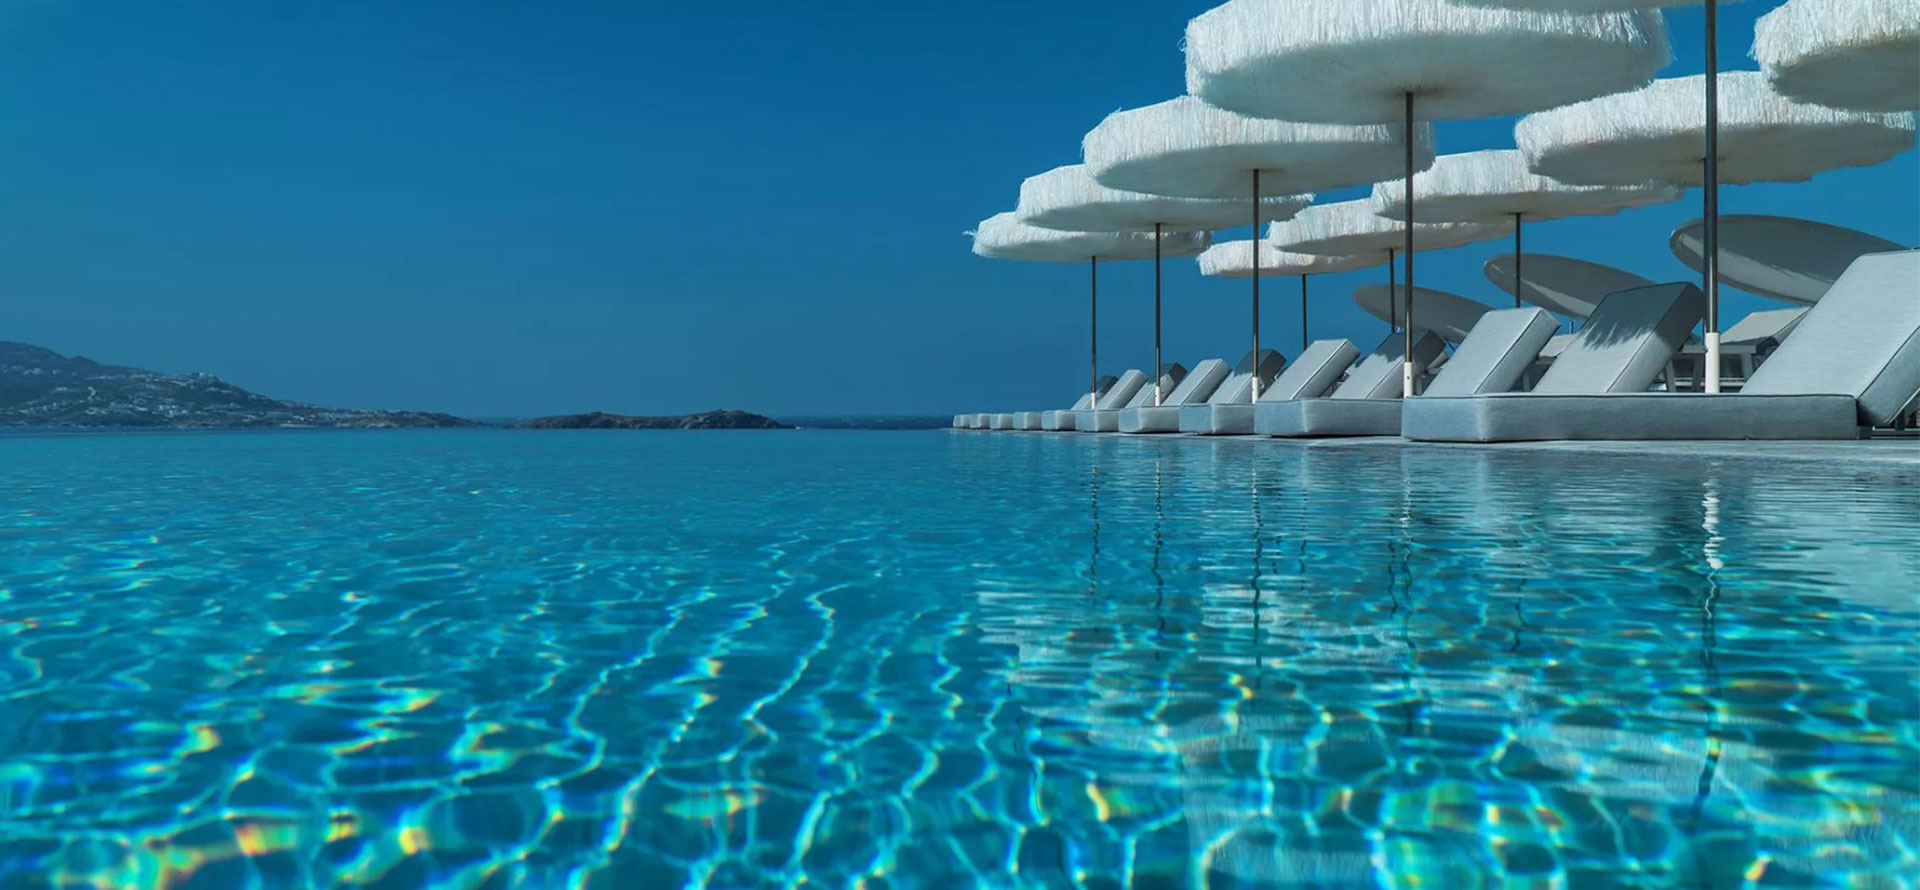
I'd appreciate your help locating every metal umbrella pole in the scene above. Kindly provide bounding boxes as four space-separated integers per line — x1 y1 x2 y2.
1090 257 1100 404
1387 248 1398 333
1300 274 1309 353
1154 223 1164 405
1703 0 1723 393
1251 170 1263 400
1402 91 1418 397
1513 212 1524 309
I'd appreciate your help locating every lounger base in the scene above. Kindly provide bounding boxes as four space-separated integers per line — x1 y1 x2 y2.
1179 404 1256 435
1073 410 1121 433
1257 399 1404 438
1015 412 1043 431
1402 393 1865 442
1042 410 1077 432
1120 406 1183 434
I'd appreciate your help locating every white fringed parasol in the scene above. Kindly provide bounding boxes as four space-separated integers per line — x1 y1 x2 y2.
1370 149 1677 306
1083 96 1425 399
1754 0 1920 113
1271 199 1507 333
1185 0 1669 395
1519 72 1916 186
1197 241 1383 351
971 212 1210 414
1017 165 1310 403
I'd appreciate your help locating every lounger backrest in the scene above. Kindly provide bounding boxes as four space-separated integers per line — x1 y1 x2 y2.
1532 282 1705 394
1160 358 1231 406
1122 364 1188 409
1722 308 1808 348
1261 339 1361 402
1424 308 1561 397
1331 332 1446 400
1207 349 1288 405
1094 370 1148 410
1744 250 1920 426
1067 375 1120 411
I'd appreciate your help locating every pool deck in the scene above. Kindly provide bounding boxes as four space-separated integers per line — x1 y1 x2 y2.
969 430 1920 470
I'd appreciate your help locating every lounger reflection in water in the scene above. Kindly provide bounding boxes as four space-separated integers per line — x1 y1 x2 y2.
1073 366 1183 433
1406 251 1920 441
1176 350 1290 435
1254 333 1449 437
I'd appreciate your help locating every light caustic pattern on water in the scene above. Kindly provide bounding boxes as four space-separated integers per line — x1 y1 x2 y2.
0 430 1916 889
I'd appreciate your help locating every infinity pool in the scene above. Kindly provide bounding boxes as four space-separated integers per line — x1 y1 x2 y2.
1 430 1916 889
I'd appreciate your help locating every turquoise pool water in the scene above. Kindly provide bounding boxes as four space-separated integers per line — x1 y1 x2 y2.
1 430 1916 889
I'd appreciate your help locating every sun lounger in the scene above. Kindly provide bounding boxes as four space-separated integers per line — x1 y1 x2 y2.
1025 376 1117 431
1401 277 1838 441
1074 366 1179 433
1255 332 1449 437
1407 250 1918 441
1177 350 1290 434
1118 358 1234 434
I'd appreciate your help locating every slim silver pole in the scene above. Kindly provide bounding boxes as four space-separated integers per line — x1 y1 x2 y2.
1154 223 1164 406
1703 0 1723 394
1251 169 1263 400
1402 91 1417 398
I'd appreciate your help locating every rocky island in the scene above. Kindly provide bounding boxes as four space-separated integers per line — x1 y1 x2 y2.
510 410 792 430
0 341 475 429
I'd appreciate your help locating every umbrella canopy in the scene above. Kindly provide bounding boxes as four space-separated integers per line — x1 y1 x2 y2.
1754 0 1920 113
1184 0 1671 125
1371 148 1676 306
1354 284 1494 341
1017 164 1310 233
1449 0 1739 7
1370 149 1678 223
1183 0 1668 397
1199 241 1386 352
1196 241 1383 279
1272 199 1508 256
1669 215 1907 305
1485 253 1654 318
1081 96 1432 200
971 212 1207 263
1518 71 1917 186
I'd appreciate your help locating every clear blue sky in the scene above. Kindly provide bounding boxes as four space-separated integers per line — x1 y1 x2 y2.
0 1 1912 418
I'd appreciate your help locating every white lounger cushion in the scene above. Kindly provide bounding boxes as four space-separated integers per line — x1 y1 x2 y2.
1743 249 1920 426
1534 282 1706 394
1723 307 1807 349
1425 308 1562 397
1159 359 1231 407
1262 340 1360 402
1095 370 1150 411
1332 333 1447 400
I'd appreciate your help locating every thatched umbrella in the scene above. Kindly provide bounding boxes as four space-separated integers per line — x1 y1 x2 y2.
1195 240 1382 351
1370 149 1677 306
1083 96 1427 398
1754 0 1920 113
1186 0 1669 394
1018 164 1309 403
1518 70 1915 389
971 212 1209 420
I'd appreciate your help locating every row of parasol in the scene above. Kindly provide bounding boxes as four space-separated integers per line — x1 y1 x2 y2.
970 0 1916 408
